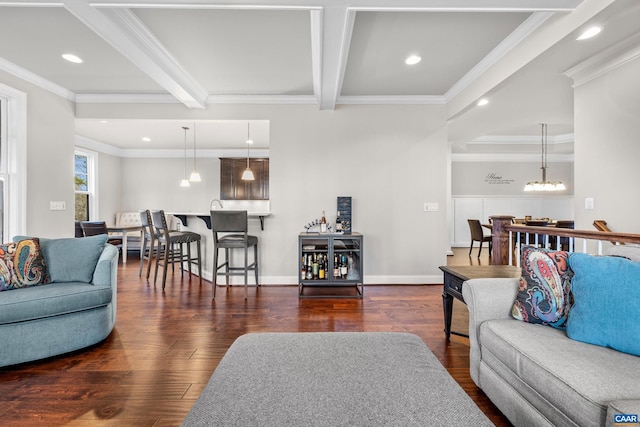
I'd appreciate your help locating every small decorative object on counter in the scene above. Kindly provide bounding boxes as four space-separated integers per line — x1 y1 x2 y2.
320 211 327 233
303 218 332 233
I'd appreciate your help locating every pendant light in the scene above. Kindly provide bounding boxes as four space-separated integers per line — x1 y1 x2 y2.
180 126 190 187
189 122 202 182
241 122 255 181
524 123 566 192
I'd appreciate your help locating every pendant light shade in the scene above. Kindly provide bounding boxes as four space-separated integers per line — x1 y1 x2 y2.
241 122 255 181
180 126 190 187
524 123 565 192
189 122 201 182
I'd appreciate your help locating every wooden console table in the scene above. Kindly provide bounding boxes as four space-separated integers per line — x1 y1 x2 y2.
439 265 520 339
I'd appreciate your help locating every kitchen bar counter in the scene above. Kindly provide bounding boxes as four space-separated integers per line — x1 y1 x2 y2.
170 211 271 230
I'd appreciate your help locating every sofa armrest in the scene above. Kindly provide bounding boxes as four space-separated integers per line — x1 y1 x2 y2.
92 244 118 288
462 278 520 385
606 400 640 427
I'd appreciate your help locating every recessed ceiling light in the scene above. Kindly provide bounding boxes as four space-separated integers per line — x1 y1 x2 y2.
577 26 602 40
477 98 489 107
405 55 422 65
141 137 151 142
99 120 108 124
62 53 83 64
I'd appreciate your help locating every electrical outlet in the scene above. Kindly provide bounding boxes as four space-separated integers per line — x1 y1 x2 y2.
50 201 66 211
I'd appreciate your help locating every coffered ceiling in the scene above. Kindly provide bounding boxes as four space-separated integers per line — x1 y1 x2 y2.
1 0 638 151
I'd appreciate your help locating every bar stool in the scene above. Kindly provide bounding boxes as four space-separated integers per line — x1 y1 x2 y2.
210 210 259 300
138 210 156 279
151 210 202 290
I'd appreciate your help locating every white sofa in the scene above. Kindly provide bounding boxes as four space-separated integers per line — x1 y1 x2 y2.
462 246 640 427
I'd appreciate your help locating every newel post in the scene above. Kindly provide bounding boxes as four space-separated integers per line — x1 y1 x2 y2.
490 216 514 265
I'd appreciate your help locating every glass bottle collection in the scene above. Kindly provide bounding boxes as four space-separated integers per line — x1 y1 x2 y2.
300 252 355 281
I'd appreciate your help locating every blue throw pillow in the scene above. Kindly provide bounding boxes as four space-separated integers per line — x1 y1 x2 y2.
567 253 640 356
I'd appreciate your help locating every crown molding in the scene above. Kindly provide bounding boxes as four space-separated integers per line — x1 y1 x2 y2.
75 134 270 158
75 93 179 104
564 32 640 88
452 152 573 162
338 95 446 105
469 133 574 145
0 57 76 101
206 94 318 104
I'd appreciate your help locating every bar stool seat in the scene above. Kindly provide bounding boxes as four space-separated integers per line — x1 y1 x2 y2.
151 210 202 290
210 210 259 300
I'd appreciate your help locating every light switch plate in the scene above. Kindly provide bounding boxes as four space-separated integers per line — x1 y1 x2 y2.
423 202 439 212
50 201 66 211
584 197 595 210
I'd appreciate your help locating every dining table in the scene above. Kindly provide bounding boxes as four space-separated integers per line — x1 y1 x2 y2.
107 225 144 264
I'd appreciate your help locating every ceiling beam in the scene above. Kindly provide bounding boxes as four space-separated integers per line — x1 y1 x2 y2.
312 7 355 110
446 0 616 121
63 0 208 109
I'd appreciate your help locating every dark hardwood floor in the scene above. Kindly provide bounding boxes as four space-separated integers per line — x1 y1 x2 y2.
0 247 510 426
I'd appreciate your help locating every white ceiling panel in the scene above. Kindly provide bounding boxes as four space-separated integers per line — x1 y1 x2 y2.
0 7 164 94
132 9 313 95
342 11 531 96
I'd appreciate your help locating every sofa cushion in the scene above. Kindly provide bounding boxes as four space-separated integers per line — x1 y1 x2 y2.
41 235 108 283
0 281 112 325
0 238 49 291
480 319 640 427
567 253 640 356
512 246 573 329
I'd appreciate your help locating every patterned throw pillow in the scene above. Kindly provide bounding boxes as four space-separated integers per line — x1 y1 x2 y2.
0 238 50 291
511 246 573 329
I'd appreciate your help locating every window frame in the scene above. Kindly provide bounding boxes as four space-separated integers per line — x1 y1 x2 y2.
0 83 27 240
74 148 98 221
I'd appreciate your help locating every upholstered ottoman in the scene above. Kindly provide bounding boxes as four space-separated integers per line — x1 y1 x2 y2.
182 332 493 426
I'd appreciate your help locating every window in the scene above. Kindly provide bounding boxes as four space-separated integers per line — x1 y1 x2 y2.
220 158 269 200
0 97 6 242
74 149 96 221
0 85 27 241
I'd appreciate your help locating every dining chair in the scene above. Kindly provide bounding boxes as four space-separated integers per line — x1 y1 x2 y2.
467 219 492 258
151 210 202 290
80 221 123 247
74 221 84 238
138 210 156 279
210 210 259 300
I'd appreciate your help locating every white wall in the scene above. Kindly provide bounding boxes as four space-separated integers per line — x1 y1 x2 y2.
96 151 122 224
573 56 640 233
452 160 574 195
77 103 450 284
0 70 76 238
451 196 574 246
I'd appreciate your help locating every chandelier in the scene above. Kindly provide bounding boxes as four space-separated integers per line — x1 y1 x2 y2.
523 123 566 192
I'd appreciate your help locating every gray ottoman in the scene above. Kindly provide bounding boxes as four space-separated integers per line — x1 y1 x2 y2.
182 332 493 426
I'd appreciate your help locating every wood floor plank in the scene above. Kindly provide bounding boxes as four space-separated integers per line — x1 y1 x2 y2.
0 249 511 426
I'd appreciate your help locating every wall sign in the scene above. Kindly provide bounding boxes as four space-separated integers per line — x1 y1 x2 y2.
484 172 515 185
